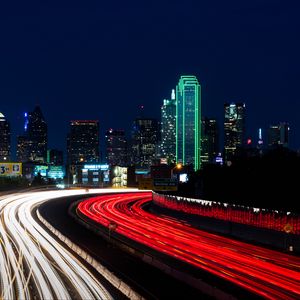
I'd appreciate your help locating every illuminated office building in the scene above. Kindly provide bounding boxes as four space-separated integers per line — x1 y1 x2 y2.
201 118 219 165
132 118 159 167
176 75 201 170
161 89 176 163
224 103 246 161
268 122 289 148
105 129 127 166
0 112 11 161
16 106 48 163
67 120 100 165
16 136 32 163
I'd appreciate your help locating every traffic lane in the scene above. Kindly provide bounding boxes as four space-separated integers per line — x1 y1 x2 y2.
0 191 113 300
78 193 300 300
38 193 212 300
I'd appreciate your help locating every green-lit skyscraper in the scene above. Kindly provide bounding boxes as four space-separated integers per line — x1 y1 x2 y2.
176 75 201 170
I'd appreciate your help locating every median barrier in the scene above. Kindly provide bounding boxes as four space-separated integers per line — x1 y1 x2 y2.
142 254 152 264
36 209 145 300
152 192 300 252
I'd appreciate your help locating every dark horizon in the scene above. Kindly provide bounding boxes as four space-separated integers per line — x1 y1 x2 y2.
1 1 300 157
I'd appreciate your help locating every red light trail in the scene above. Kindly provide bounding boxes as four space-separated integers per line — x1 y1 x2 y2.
77 192 300 300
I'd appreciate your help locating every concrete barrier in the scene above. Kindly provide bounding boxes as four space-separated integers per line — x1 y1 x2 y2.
151 193 300 253
36 209 145 300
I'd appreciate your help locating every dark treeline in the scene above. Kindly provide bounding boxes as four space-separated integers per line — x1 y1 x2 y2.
0 173 56 192
177 147 300 213
0 177 29 191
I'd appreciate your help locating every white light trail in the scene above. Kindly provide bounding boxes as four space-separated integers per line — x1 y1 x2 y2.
0 188 130 300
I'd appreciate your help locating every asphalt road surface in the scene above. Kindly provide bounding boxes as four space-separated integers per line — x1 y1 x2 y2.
38 190 212 300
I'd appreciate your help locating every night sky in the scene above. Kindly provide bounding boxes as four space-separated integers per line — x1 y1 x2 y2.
1 0 300 158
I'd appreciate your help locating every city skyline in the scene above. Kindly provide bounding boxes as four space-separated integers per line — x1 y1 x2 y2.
2 77 299 159
0 91 295 163
1 1 300 154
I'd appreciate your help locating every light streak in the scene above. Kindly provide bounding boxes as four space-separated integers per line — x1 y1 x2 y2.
0 189 125 300
78 192 300 300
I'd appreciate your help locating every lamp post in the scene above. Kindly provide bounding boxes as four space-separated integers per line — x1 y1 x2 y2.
67 161 83 187
171 163 182 179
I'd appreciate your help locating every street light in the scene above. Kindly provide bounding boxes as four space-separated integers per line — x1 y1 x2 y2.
176 163 182 170
171 163 182 179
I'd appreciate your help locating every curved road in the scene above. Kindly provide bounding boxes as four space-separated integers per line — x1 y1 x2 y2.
78 192 300 300
0 189 114 300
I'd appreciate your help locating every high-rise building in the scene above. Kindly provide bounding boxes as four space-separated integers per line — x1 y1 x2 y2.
201 117 219 165
132 118 159 167
161 89 176 163
0 112 11 161
67 120 100 165
268 122 289 148
105 129 127 166
176 75 201 170
224 103 246 161
47 149 64 165
16 106 48 163
16 136 32 163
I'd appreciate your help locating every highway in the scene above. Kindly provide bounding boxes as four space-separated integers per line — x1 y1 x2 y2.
39 190 212 300
78 192 300 300
0 189 116 300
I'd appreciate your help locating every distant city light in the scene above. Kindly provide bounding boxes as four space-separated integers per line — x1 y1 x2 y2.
160 158 168 164
83 164 109 170
259 128 262 140
171 89 175 100
215 153 223 165
24 112 29 131
179 173 188 183
56 184 65 189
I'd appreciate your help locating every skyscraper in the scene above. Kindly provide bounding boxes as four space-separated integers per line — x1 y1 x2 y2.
16 106 48 163
67 120 100 165
16 136 32 163
176 75 201 170
131 118 159 167
268 122 289 148
224 103 246 161
161 89 176 163
0 112 11 161
201 117 219 165
105 129 127 166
